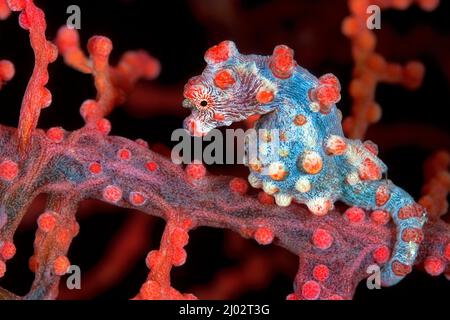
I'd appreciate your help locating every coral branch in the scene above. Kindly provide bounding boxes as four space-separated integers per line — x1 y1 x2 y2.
0 125 448 299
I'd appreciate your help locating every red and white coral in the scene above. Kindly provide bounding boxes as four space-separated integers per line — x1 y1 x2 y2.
0 0 448 300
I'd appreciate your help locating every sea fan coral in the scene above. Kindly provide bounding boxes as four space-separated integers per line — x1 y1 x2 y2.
0 0 448 301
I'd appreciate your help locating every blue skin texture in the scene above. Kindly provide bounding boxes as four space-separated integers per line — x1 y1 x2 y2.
182 41 426 286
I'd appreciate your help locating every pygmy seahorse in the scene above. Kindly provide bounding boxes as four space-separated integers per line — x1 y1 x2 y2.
181 40 427 286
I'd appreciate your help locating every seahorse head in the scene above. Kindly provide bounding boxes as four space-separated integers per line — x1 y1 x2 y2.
182 41 288 136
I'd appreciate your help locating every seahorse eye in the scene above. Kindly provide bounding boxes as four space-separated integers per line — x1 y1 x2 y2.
200 100 208 107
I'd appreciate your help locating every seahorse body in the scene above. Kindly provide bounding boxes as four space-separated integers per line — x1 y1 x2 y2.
182 41 426 286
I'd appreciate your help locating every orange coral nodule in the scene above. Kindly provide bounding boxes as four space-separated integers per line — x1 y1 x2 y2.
28 255 38 273
256 89 275 104
418 0 440 11
391 260 412 276
324 135 347 156
140 280 161 300
398 203 424 220
186 163 206 180
53 256 70 276
344 207 365 223
145 250 161 269
293 114 307 126
301 280 321 300
401 228 424 244
129 191 147 206
370 210 390 225
55 26 80 54
88 162 102 175
257 191 274 205
172 247 187 266
13 0 59 156
117 148 132 160
254 226 274 245
102 185 123 203
341 16 360 37
0 60 15 82
249 159 262 173
424 256 445 276
183 83 204 100
307 198 332 216
71 221 80 237
171 228 189 248
312 264 330 282
367 53 387 73
0 0 11 20
56 228 72 248
315 84 341 109
46 127 64 143
403 61 425 90
319 73 340 89
145 161 158 172
80 100 99 121
213 112 225 121
375 185 390 206
119 50 161 80
39 87 52 109
7 0 26 12
0 260 6 278
358 158 381 181
96 118 112 135
9 10 50 95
